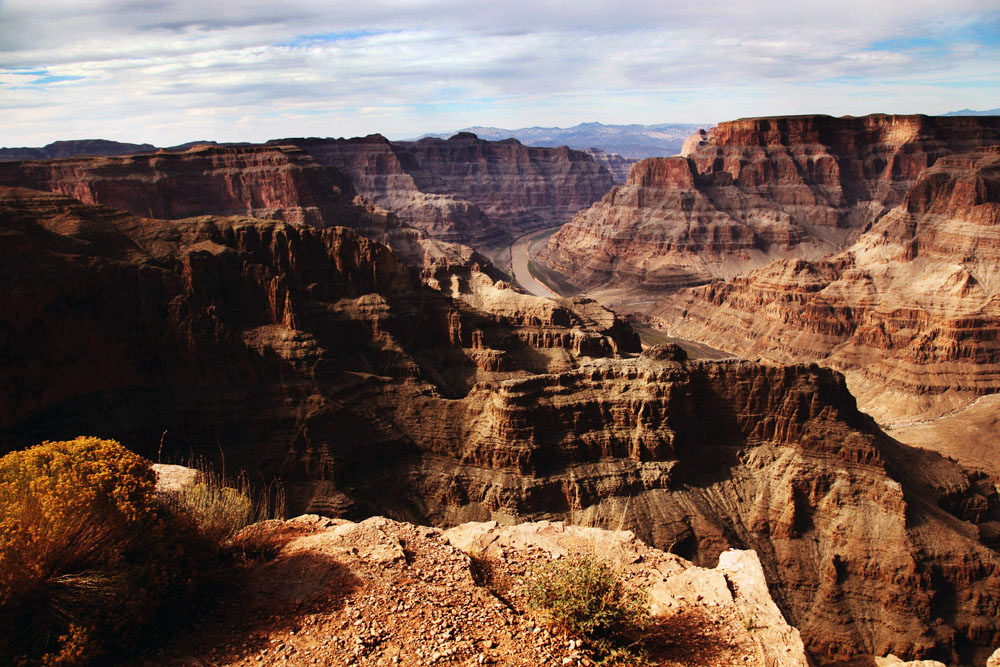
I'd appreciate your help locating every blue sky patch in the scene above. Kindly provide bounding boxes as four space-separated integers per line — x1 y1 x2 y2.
30 75 86 85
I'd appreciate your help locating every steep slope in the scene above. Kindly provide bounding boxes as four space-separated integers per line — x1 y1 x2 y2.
275 133 615 251
0 144 479 269
655 148 1000 425
398 133 614 235
2 187 999 663
583 148 639 184
267 134 510 248
541 114 1000 294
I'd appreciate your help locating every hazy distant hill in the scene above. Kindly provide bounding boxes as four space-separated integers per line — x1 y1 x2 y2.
0 139 261 161
417 121 707 159
0 139 156 161
941 107 1000 116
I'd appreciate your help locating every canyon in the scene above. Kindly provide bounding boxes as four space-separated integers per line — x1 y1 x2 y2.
537 114 1000 429
654 147 1000 426
268 132 615 253
0 133 619 267
2 185 999 664
541 114 1000 294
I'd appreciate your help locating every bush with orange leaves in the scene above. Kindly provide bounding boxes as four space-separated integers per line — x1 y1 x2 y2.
0 437 208 666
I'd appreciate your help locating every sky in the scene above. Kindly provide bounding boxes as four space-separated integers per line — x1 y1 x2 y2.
1 0 998 147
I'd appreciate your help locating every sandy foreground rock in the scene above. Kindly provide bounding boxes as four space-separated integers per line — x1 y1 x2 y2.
138 514 809 667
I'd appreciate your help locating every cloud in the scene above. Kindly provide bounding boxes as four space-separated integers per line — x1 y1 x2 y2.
0 0 998 145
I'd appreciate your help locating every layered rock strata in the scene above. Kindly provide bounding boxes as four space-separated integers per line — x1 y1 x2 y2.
0 144 480 269
583 148 638 184
656 148 1000 424
541 114 1000 292
2 187 999 663
273 132 615 248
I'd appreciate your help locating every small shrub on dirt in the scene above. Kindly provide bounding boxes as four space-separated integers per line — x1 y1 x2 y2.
161 465 285 563
0 437 205 665
521 554 649 665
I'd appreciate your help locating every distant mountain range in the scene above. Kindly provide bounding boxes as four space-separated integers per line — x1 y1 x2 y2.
0 125 706 163
0 139 258 161
941 107 1000 116
0 139 156 161
416 121 708 159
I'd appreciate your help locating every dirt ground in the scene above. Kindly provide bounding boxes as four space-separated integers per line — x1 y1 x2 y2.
130 516 769 667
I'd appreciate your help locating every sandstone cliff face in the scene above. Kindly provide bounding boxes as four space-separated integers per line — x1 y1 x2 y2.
0 145 485 270
3 186 999 664
583 148 638 184
267 135 511 249
277 132 615 249
656 148 1000 425
541 114 1000 292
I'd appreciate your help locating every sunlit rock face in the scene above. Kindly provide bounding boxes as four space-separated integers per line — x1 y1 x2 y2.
541 114 1000 292
271 132 615 249
2 185 999 664
656 148 1000 423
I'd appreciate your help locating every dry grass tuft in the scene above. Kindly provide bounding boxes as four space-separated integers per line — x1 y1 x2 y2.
161 463 285 563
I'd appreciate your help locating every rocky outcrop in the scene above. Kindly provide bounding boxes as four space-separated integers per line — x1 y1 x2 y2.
541 114 1000 292
0 144 356 226
3 187 1000 663
276 133 614 249
656 148 1000 424
446 520 810 667
143 512 807 666
0 144 482 269
267 135 511 249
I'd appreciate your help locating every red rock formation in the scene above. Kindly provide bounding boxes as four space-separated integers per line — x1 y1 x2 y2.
583 147 638 184
0 144 359 226
2 186 999 663
267 135 510 248
655 148 1000 424
276 132 615 248
0 144 484 270
541 114 1000 292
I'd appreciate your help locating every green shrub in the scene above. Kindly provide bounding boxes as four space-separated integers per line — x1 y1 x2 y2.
0 437 204 665
521 554 649 665
162 465 285 562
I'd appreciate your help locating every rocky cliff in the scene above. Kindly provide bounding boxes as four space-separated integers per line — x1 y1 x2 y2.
2 186 999 663
275 132 615 250
0 144 482 270
654 147 1000 426
583 148 638 184
266 134 511 249
541 114 1000 293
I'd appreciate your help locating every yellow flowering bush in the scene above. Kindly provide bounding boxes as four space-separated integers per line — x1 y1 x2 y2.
0 437 200 666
